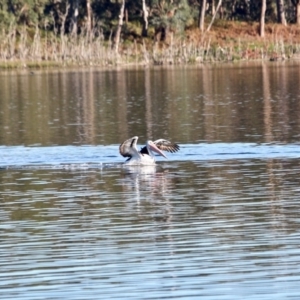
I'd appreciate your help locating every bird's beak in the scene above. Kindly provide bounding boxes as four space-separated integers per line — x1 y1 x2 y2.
149 143 167 158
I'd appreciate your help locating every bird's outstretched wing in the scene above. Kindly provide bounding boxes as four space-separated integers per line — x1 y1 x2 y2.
140 139 180 154
119 136 139 158
153 139 180 153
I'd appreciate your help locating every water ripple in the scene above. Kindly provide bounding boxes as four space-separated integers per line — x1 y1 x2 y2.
1 158 300 299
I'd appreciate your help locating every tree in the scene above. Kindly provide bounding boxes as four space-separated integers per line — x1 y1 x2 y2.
199 0 207 32
70 0 79 34
142 0 149 36
260 0 266 37
205 0 222 32
114 0 125 53
86 0 92 34
276 0 287 25
150 0 191 42
0 0 49 27
291 0 300 25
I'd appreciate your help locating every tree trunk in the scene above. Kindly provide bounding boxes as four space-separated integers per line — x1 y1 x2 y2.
114 0 125 53
260 0 266 37
205 0 222 32
142 0 149 37
199 0 207 32
293 0 300 25
70 0 79 35
276 0 287 25
211 0 215 16
297 2 300 25
86 0 92 34
58 2 70 36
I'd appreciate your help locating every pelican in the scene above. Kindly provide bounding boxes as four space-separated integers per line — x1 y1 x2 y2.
119 136 180 165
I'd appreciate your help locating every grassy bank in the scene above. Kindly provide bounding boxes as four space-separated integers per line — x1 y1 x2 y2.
1 21 300 69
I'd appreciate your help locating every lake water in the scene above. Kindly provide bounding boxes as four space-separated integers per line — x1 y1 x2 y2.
1 62 300 299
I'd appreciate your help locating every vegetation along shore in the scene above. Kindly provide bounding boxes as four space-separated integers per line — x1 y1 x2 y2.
1 0 300 69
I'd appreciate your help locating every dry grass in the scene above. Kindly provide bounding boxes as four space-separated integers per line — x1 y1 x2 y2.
0 25 120 68
1 21 300 69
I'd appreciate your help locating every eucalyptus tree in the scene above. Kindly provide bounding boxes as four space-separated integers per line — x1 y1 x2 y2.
43 0 108 36
142 0 149 36
113 0 125 52
205 0 222 32
199 0 207 31
69 0 79 34
0 0 48 27
260 0 266 37
276 0 287 25
148 0 192 41
291 0 300 24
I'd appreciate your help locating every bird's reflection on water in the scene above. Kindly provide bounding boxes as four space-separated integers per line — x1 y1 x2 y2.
119 164 174 222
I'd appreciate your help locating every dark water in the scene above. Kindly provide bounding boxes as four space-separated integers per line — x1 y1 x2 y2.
1 62 300 145
1 62 300 299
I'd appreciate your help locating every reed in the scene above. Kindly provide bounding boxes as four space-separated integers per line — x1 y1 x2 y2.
1 23 300 69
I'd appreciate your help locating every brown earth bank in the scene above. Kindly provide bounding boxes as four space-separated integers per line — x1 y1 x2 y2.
183 21 300 61
193 21 300 44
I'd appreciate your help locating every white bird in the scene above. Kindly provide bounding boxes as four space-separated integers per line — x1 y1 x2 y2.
119 136 180 165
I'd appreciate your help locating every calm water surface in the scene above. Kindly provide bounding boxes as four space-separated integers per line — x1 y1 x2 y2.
1 62 300 299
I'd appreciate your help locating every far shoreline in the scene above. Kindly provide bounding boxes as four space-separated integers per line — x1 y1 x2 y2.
1 59 300 75
1 21 300 70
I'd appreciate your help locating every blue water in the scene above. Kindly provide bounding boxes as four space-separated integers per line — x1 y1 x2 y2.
1 143 300 168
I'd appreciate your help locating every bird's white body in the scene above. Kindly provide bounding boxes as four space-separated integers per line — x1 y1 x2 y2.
119 136 179 166
124 149 158 165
